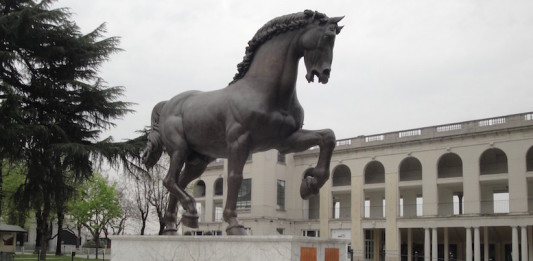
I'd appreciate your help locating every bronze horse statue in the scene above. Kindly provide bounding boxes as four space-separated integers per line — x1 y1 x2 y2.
142 10 343 235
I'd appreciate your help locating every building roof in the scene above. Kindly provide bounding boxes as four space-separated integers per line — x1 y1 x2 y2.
0 224 27 233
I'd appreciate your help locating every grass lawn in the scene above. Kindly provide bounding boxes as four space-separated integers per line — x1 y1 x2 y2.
13 254 109 261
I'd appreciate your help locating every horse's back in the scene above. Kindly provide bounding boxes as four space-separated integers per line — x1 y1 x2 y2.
160 89 230 158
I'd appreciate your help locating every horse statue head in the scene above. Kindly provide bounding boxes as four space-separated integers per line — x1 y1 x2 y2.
230 10 344 86
300 10 344 84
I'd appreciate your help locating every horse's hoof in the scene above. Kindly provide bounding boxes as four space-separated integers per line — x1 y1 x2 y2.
300 176 319 200
162 228 178 235
226 224 247 235
181 213 199 228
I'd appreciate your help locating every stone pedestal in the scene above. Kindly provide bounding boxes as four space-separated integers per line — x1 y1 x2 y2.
110 235 349 261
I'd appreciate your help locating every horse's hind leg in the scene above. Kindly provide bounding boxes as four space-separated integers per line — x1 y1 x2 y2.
163 195 179 235
176 154 214 228
162 147 205 234
162 149 187 235
162 153 213 234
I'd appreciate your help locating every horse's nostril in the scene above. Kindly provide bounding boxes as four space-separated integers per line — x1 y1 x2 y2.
323 69 331 76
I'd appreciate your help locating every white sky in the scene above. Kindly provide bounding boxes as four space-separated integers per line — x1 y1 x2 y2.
55 0 533 141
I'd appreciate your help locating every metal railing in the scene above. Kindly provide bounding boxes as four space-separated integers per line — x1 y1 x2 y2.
17 245 111 259
299 111 533 153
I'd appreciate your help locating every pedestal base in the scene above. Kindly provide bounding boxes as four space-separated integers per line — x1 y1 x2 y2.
110 235 349 261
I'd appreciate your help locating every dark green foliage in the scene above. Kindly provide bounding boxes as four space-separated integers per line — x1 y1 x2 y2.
0 1 145 259
0 160 28 226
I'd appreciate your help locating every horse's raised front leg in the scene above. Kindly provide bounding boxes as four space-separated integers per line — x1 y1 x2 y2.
278 129 336 199
223 129 250 235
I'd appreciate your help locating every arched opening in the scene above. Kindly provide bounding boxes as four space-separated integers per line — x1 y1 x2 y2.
365 161 385 184
331 165 351 219
399 157 422 181
436 154 464 216
364 161 386 218
214 177 223 196
479 148 509 214
332 164 351 186
480 148 508 175
527 146 533 172
193 180 206 197
438 153 463 178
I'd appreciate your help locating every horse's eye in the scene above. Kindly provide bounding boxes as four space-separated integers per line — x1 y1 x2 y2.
324 32 335 40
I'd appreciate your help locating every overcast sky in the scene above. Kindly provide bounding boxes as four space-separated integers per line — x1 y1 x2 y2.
55 0 533 141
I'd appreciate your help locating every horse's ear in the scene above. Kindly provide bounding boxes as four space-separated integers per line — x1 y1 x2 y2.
329 16 344 24
336 25 344 35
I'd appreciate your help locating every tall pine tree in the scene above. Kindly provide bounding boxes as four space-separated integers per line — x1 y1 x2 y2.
1 1 144 258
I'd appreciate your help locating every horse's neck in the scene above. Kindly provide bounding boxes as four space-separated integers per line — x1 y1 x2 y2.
243 31 303 103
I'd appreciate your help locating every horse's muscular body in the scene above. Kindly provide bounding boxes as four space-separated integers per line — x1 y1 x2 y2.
143 10 343 235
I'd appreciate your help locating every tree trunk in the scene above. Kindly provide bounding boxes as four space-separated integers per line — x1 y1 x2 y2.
0 159 3 218
76 224 82 249
157 209 165 235
34 209 42 254
94 233 100 259
39 199 52 261
140 212 146 235
39 218 49 260
117 217 127 235
55 211 64 255
158 223 165 235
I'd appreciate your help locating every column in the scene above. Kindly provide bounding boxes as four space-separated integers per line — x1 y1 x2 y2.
474 227 480 261
425 228 430 261
398 229 401 261
385 171 399 260
466 227 472 261
529 226 533 261
319 177 331 238
462 152 480 214
484 226 489 261
204 180 214 222
421 156 438 216
444 227 449 261
506 147 528 213
522 226 528 261
351 176 364 260
457 193 464 215
374 229 381 260
432 227 438 261
408 228 413 261
513 226 519 261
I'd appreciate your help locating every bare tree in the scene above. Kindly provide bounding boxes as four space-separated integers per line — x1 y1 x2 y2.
106 181 135 236
132 176 151 235
147 157 171 235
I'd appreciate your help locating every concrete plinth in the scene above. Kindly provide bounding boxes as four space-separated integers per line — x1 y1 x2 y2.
110 235 349 261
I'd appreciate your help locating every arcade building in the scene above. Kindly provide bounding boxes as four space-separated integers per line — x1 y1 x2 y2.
185 111 533 261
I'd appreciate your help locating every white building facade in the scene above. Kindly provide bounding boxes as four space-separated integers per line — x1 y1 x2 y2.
186 112 533 261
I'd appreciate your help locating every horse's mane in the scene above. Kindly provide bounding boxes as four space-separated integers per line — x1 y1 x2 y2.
229 10 328 85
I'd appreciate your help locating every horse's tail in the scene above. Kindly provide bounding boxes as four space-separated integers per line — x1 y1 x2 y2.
142 101 167 169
